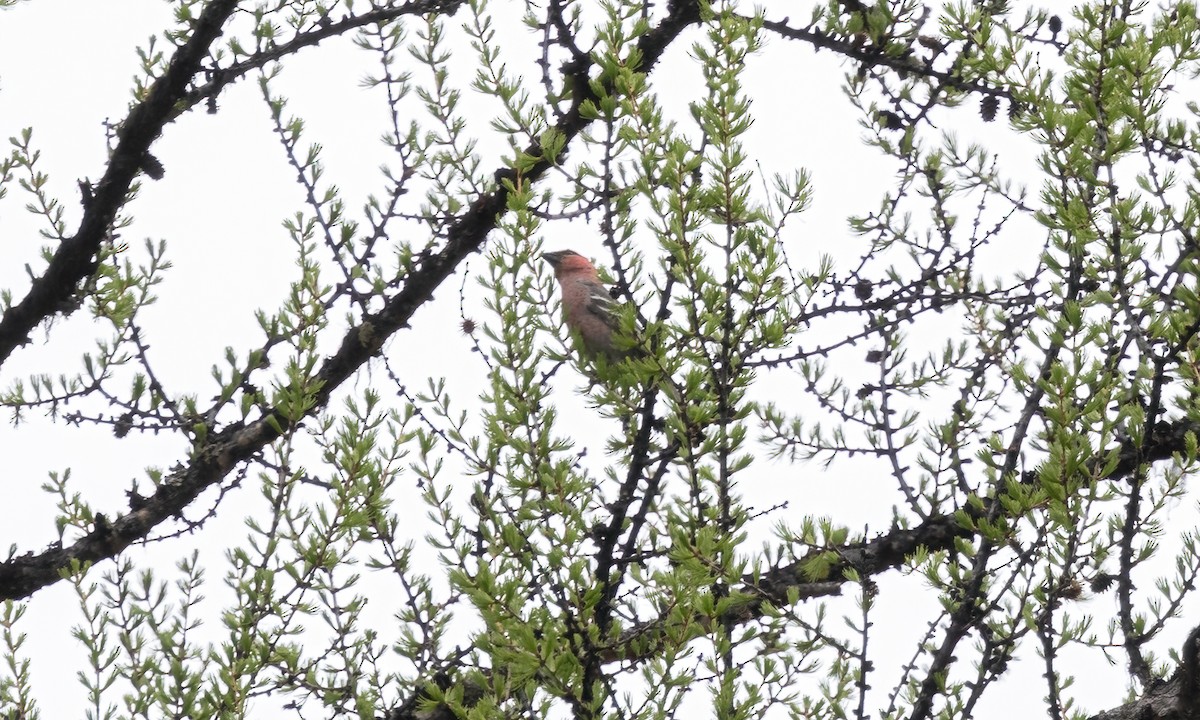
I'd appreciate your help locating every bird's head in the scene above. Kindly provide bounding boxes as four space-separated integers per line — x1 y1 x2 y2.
541 250 596 276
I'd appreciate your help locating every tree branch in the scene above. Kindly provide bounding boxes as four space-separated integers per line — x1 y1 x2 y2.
0 0 241 363
750 13 1012 103
172 0 470 121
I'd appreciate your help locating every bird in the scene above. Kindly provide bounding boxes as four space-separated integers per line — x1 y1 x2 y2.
541 249 632 360
542 249 694 428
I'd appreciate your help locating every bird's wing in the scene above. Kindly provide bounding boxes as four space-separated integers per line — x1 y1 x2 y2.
584 281 622 332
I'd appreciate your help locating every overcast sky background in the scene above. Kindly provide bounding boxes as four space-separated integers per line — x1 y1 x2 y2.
0 1 1194 717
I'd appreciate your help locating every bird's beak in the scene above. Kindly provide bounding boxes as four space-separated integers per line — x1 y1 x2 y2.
541 251 565 269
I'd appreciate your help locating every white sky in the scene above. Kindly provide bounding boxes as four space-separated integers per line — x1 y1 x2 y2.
0 1 1194 718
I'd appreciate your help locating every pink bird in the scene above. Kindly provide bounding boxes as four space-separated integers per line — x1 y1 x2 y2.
542 250 688 411
541 250 631 360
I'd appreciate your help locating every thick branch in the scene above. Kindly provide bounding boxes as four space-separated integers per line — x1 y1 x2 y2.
605 418 1200 665
0 0 240 363
0 0 467 366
